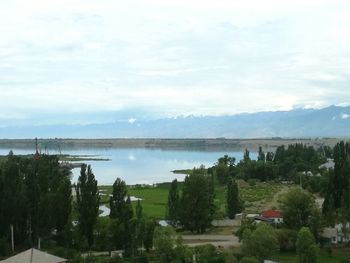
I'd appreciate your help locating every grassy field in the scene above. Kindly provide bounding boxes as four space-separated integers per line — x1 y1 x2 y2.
99 183 171 219
99 180 292 219
274 247 350 263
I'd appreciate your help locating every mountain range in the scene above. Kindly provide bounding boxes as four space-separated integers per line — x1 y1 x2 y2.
1 106 349 138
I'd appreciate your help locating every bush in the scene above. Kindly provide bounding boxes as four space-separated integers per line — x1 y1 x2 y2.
276 229 297 252
247 179 256 187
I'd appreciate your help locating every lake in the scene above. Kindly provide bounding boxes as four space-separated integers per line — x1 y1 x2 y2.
0 148 256 185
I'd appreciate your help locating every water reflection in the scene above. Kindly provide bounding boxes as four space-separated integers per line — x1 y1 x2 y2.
0 148 256 185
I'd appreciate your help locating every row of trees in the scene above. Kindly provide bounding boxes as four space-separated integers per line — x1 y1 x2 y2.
166 165 243 230
210 144 326 185
74 170 156 257
322 141 350 226
0 153 156 259
0 154 72 250
240 223 318 263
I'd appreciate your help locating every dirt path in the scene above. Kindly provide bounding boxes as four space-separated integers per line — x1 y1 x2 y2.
182 234 239 248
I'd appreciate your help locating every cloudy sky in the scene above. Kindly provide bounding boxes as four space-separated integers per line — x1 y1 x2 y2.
1 0 350 125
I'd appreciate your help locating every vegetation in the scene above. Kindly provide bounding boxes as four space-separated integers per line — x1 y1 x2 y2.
76 164 100 248
241 223 279 262
280 188 318 230
296 227 319 263
0 154 72 254
166 179 180 226
226 178 242 219
323 141 350 226
180 168 215 233
2 140 350 262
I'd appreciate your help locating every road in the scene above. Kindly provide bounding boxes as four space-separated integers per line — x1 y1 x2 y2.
182 234 240 248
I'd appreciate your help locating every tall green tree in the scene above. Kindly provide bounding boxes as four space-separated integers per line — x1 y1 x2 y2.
109 178 128 220
243 149 251 162
75 164 100 248
323 141 350 224
241 223 279 262
134 199 145 253
153 226 184 263
281 188 318 230
166 179 180 226
226 179 242 219
180 169 215 233
257 147 265 162
296 227 319 263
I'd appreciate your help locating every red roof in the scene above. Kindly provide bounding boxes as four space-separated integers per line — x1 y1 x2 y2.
261 210 282 218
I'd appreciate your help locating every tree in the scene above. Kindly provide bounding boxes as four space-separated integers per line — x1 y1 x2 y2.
143 218 156 252
109 178 135 255
109 178 128 221
75 164 100 248
257 147 265 162
296 227 319 263
276 229 298 252
323 141 350 224
214 156 236 185
180 169 215 233
217 155 235 166
53 174 72 243
266 152 274 162
166 179 180 226
241 224 279 262
226 179 242 219
134 199 145 253
194 244 226 263
243 149 251 162
281 188 318 229
153 226 183 263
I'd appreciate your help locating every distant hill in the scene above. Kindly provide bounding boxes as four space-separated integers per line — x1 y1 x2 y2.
1 106 349 138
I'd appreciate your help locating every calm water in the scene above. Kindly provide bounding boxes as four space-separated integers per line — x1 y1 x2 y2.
0 148 256 185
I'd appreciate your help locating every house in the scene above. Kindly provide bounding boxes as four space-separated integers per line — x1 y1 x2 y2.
261 210 283 224
319 159 335 170
0 248 67 263
321 223 350 244
254 215 273 224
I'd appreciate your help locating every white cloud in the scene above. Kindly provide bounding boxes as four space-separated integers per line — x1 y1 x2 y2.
0 0 350 124
128 118 137 124
341 113 350 119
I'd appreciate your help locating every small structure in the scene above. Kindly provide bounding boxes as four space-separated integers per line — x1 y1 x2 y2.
322 227 338 244
261 210 283 224
319 159 335 170
254 215 273 224
0 248 67 263
212 219 241 227
321 223 350 244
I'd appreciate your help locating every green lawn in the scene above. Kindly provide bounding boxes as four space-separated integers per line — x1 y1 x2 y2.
98 180 287 219
99 183 171 219
127 184 170 219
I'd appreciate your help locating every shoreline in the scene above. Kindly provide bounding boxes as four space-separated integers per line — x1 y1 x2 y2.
0 137 341 151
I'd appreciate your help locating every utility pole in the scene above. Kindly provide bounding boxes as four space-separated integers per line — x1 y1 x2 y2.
10 224 14 252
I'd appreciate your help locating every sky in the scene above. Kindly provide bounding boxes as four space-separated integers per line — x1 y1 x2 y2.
1 0 350 126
